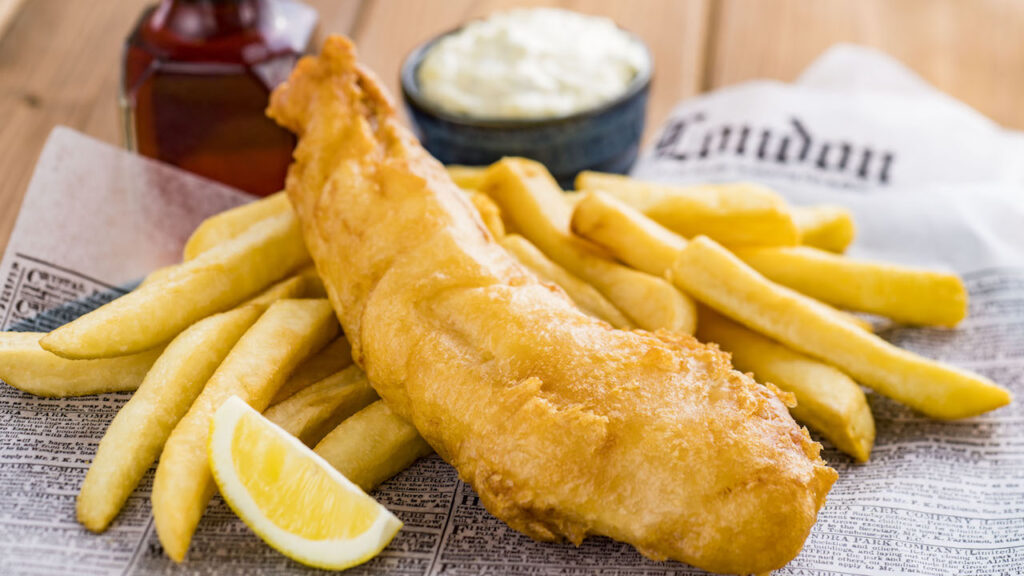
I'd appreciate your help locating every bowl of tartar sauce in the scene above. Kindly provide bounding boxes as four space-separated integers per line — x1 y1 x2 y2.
401 8 652 186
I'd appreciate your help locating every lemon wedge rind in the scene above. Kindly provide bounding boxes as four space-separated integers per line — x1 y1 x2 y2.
209 396 402 570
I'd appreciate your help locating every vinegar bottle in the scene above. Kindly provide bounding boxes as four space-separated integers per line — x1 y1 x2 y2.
121 0 317 196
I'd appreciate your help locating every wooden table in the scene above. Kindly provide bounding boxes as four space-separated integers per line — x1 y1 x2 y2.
1 0 1022 250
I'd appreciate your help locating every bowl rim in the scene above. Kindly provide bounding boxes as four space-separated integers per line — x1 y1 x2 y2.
400 18 653 130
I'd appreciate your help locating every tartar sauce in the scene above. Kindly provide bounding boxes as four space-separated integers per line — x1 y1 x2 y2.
417 8 649 120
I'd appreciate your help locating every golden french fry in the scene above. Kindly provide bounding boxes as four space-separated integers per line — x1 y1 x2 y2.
244 274 308 306
562 190 583 206
152 299 337 562
733 246 967 327
697 308 875 461
445 165 487 190
571 190 685 277
182 192 292 260
76 305 265 533
793 205 856 253
501 234 633 329
314 400 432 492
295 265 328 298
265 365 379 446
271 336 353 405
673 236 1011 419
470 192 506 239
835 311 873 332
575 171 799 247
0 332 162 397
136 265 176 290
570 191 873 332
482 158 696 334
147 263 306 304
42 211 310 359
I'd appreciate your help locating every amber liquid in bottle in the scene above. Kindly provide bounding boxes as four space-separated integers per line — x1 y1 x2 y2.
121 0 316 196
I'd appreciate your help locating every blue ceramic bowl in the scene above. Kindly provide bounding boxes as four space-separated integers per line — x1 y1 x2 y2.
400 28 652 188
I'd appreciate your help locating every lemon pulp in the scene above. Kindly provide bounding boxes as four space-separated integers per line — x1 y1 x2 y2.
231 409 380 539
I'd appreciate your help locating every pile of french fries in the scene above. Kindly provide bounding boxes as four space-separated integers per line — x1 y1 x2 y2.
0 157 1010 563
453 158 1010 463
0 199 428 563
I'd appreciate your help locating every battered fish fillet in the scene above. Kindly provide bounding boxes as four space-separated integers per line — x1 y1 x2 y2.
268 36 837 575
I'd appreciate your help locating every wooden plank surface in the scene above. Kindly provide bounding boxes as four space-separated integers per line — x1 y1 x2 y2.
0 0 362 249
708 0 1024 130
0 0 1022 251
0 0 25 41
0 0 147 248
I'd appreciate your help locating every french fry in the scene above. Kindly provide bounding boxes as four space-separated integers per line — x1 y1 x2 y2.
136 265 176 290
470 191 507 239
834 310 873 332
501 234 634 329
482 158 696 334
152 262 307 300
271 336 353 405
243 274 308 306
182 192 292 260
76 305 265 533
697 308 875 461
314 400 432 492
265 365 379 446
562 190 583 206
445 165 487 190
42 211 310 359
575 171 799 247
733 246 967 327
295 264 328 298
673 236 1011 419
571 190 685 277
152 299 337 562
0 332 162 397
793 205 856 253
570 191 873 332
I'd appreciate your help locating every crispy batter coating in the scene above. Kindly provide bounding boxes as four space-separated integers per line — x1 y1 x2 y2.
268 36 836 574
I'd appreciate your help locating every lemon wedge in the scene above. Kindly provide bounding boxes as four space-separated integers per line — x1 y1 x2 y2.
209 396 401 570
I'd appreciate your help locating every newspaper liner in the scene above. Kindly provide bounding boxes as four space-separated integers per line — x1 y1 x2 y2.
1 46 1022 575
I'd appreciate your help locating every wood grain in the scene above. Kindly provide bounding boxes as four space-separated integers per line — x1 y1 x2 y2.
0 0 25 42
708 0 1024 129
1 0 1023 253
0 0 151 248
0 0 363 249
306 0 363 41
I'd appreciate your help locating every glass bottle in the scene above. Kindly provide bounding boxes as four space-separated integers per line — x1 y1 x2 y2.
121 0 317 196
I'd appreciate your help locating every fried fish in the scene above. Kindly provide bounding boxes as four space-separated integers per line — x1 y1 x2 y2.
268 36 836 574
